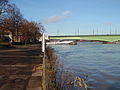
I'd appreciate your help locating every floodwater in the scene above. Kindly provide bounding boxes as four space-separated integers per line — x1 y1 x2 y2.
50 42 120 90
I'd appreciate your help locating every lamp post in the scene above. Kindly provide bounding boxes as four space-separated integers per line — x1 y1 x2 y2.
109 24 112 35
93 28 94 35
109 23 112 35
78 28 79 35
115 27 117 35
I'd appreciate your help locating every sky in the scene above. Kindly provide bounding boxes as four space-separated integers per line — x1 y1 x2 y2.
10 0 120 35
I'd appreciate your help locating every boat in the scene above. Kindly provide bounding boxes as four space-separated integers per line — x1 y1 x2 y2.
46 40 77 45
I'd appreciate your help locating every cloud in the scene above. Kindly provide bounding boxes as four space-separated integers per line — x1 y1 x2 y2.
42 10 71 24
63 11 71 16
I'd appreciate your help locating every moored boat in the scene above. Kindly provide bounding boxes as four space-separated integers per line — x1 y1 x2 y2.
46 40 77 45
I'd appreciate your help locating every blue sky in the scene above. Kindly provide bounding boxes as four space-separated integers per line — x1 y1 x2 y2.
10 0 120 35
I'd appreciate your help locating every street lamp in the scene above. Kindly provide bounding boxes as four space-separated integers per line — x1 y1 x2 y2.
110 24 112 35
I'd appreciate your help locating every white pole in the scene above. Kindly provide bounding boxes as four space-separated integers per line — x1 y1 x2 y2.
42 33 45 52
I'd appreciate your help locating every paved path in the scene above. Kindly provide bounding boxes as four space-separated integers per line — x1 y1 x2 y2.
0 45 43 90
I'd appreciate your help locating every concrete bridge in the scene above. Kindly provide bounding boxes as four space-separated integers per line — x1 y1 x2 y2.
49 35 120 43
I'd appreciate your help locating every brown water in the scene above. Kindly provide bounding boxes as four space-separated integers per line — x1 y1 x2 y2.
51 42 120 90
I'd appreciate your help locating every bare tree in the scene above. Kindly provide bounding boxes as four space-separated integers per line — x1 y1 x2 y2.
0 0 8 15
0 1 44 44
0 0 8 37
20 20 43 44
4 4 23 42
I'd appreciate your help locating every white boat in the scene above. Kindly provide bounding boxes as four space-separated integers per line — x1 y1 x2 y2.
46 40 77 45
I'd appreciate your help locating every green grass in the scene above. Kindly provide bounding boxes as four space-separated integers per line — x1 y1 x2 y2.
49 35 120 42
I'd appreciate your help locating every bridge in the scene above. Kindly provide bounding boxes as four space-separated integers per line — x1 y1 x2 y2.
49 35 120 43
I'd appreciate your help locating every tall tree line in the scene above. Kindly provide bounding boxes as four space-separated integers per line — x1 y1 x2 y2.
0 0 44 43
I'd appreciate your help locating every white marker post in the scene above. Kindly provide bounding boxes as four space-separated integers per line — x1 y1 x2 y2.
42 33 45 53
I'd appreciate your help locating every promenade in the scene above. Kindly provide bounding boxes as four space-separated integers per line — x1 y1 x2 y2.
0 45 43 90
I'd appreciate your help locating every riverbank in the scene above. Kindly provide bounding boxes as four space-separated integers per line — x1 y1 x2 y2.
45 47 57 89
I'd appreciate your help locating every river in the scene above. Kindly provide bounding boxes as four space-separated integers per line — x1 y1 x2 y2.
50 42 120 90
